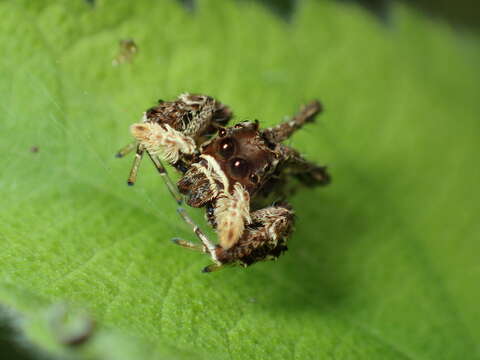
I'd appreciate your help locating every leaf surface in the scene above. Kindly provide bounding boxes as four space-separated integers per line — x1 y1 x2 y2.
0 1 479 359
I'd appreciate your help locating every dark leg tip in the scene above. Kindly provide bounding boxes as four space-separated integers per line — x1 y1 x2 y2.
202 266 211 273
171 238 181 245
115 153 123 158
127 181 134 186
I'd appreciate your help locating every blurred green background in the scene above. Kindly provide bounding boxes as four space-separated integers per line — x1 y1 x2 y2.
0 0 479 359
243 0 480 30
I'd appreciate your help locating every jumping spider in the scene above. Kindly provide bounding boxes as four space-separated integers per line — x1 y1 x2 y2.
117 93 330 272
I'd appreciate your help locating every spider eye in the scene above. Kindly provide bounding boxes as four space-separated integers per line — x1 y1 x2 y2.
218 138 235 159
218 128 227 137
230 158 250 178
250 173 259 184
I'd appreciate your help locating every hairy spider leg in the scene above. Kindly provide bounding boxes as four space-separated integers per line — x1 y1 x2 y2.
117 143 184 203
171 238 206 252
280 145 330 186
172 238 226 273
115 141 137 158
146 152 183 205
202 263 232 273
121 143 217 262
262 100 322 143
127 144 145 186
175 208 219 263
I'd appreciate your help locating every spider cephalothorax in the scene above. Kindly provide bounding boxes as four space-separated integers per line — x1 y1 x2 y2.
177 121 278 204
200 121 279 195
117 93 330 272
177 120 281 250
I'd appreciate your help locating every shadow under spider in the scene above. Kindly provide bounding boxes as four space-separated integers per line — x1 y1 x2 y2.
211 188 370 313
176 0 480 32
0 314 35 360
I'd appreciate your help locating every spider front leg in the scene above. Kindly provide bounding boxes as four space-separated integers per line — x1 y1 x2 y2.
116 141 185 203
202 263 234 273
171 237 227 273
127 144 145 186
171 238 205 252
174 207 219 263
146 152 183 204
279 145 331 186
115 141 136 158
209 204 295 272
118 94 233 204
262 100 322 143
118 120 198 202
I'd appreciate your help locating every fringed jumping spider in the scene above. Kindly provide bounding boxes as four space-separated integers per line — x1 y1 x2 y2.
117 94 330 272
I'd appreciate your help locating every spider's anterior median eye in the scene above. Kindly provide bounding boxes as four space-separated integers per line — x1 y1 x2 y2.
218 138 235 159
250 173 259 184
230 158 250 178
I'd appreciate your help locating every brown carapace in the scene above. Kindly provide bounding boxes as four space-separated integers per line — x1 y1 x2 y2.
117 93 330 272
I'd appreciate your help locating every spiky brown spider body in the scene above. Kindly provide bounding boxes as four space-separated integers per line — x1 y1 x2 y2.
144 94 232 140
118 93 330 272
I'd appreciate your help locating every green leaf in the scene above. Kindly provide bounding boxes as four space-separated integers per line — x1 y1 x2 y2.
1 0 479 359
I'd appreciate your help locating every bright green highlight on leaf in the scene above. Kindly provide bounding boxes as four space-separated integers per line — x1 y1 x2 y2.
0 0 479 359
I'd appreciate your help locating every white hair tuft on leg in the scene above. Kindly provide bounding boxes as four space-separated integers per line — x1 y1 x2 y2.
215 182 251 250
130 122 195 163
